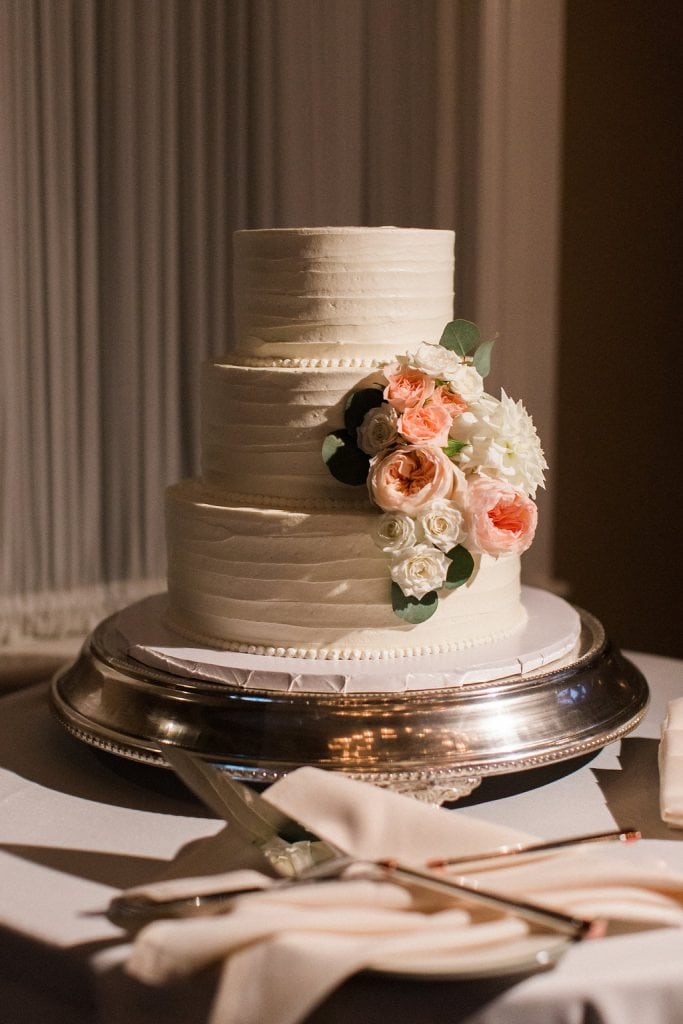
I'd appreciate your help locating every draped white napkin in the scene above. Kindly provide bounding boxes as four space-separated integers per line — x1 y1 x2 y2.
660 699 683 828
123 768 683 1024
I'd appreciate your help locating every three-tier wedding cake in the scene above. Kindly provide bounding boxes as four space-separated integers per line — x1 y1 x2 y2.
164 227 547 661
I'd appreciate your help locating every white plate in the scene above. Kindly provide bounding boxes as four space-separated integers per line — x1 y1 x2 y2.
368 840 683 979
369 931 571 979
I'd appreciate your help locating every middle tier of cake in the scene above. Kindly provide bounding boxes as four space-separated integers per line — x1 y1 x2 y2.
200 360 385 506
165 480 526 660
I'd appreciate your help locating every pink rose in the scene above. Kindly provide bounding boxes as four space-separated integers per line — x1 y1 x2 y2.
467 477 538 556
383 368 435 412
369 446 456 514
398 402 451 447
430 385 468 419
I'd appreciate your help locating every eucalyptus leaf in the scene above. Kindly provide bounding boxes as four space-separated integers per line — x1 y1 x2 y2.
442 439 468 458
444 545 475 589
439 319 480 356
321 429 369 485
344 387 384 434
473 339 495 378
391 583 439 623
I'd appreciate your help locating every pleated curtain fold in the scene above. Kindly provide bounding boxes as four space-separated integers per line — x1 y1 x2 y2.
0 0 563 641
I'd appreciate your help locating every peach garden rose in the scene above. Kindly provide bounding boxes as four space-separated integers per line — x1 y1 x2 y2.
397 402 451 447
383 367 435 412
368 445 455 515
430 384 468 420
467 477 537 556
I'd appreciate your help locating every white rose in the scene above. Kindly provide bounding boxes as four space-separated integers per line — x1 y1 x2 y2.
410 342 463 379
416 500 464 552
356 404 399 455
390 544 452 599
447 362 484 402
373 511 418 553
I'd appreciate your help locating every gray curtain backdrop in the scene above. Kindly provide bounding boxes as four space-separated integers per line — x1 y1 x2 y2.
0 0 563 641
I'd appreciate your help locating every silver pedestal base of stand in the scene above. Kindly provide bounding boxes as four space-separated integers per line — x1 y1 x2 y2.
50 604 648 805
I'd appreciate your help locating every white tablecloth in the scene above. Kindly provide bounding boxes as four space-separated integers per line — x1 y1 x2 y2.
0 650 682 1024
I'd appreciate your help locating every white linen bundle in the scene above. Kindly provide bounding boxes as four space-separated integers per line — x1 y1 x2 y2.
121 767 683 1024
660 698 683 828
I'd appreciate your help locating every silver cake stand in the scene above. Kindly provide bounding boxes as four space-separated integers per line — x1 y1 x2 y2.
50 597 649 805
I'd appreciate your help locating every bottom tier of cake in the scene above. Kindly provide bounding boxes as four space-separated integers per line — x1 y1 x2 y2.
165 480 527 660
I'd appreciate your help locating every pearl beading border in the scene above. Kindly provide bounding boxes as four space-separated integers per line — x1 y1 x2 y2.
228 354 386 369
161 610 525 662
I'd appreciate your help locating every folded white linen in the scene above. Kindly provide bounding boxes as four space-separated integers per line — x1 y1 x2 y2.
123 767 683 1024
659 698 683 828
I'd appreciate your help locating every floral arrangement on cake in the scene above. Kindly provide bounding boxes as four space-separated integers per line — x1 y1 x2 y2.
322 320 547 623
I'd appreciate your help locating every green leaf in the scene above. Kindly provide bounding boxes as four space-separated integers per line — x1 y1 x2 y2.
439 319 480 356
391 583 439 623
442 439 468 458
444 545 475 589
321 430 370 485
344 387 384 434
473 339 495 378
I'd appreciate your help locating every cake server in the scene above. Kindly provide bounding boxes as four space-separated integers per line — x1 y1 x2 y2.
109 748 605 941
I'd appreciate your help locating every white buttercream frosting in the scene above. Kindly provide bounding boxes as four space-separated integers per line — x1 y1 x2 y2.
201 363 384 505
233 227 454 363
165 481 526 660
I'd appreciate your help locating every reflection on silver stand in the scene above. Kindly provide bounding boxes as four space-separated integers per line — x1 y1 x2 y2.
50 605 648 805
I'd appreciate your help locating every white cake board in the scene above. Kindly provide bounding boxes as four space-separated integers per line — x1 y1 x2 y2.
118 586 581 695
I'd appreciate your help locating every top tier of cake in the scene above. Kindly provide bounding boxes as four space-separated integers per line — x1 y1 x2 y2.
201 227 455 506
232 227 455 366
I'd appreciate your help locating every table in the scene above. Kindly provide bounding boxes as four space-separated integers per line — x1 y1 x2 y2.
1 649 682 1024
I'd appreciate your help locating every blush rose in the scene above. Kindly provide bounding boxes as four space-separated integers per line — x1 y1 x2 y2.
368 446 456 514
398 402 452 447
430 385 468 420
467 477 538 556
383 368 435 412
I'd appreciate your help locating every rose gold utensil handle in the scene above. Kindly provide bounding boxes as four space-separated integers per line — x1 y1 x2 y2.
380 860 606 941
426 829 641 870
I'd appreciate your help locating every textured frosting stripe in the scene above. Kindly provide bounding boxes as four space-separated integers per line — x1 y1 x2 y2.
165 480 525 660
200 362 383 504
233 227 454 362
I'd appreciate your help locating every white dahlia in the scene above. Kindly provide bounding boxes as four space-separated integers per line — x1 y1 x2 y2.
454 390 547 497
